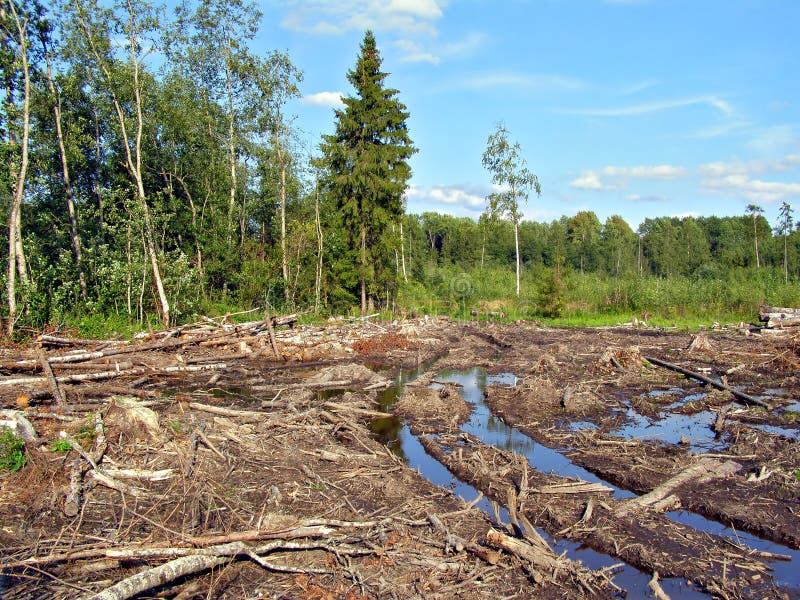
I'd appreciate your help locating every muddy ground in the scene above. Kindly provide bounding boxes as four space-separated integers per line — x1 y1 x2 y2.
0 318 798 599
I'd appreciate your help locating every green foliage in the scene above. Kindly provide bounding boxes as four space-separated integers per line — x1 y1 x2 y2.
320 31 416 313
51 439 73 452
0 428 26 472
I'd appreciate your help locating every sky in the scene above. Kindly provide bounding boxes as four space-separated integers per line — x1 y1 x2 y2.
257 0 800 231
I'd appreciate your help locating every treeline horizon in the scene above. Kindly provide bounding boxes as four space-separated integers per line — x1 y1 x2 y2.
1 0 798 337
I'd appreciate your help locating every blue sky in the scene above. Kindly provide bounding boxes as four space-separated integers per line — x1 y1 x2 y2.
259 0 800 231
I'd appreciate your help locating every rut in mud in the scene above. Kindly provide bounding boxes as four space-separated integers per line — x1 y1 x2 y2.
0 318 798 598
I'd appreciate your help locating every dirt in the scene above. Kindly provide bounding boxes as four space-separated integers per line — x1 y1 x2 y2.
0 318 798 599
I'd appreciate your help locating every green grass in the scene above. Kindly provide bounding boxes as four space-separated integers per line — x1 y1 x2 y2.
51 439 73 452
0 428 26 472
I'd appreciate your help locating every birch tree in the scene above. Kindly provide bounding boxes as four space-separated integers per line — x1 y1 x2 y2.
481 123 540 297
1 0 37 333
68 0 171 326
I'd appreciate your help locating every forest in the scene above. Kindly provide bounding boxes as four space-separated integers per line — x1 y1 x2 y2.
1 0 799 337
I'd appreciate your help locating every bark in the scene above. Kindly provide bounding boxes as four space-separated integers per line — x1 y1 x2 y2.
44 49 87 301
5 1 32 335
514 219 520 297
360 224 367 315
275 119 289 300
617 458 740 516
314 176 323 312
73 2 170 326
400 220 407 283
224 35 237 244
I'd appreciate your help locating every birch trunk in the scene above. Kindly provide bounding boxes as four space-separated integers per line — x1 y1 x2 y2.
514 219 520 297
400 220 407 283
314 177 323 312
44 51 87 301
73 1 170 326
5 2 32 334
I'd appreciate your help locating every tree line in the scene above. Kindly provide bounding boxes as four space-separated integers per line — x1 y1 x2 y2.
409 207 798 281
1 0 797 335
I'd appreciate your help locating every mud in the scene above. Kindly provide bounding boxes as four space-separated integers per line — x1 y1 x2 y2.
0 319 798 598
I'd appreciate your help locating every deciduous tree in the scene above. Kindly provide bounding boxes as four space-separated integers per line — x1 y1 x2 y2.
481 123 540 296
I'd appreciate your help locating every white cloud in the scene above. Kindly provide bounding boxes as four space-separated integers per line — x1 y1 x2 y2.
279 0 444 36
387 0 442 19
627 193 667 203
570 172 604 190
301 91 345 108
601 165 687 179
570 164 686 191
394 31 488 64
560 95 733 118
406 183 489 216
458 71 585 92
698 154 800 178
701 174 800 204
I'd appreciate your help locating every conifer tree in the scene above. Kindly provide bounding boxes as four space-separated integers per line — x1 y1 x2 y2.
321 31 416 314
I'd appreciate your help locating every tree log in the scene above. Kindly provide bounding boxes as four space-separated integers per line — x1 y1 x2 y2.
617 458 740 516
644 356 769 408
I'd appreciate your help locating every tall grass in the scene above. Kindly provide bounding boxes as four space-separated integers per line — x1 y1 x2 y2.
397 264 798 326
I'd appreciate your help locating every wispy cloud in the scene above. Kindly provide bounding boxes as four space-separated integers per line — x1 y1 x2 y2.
698 153 800 178
620 79 659 95
627 193 668 203
279 0 444 36
746 124 797 154
301 91 345 108
457 70 585 92
394 31 488 64
570 164 687 190
701 174 800 204
698 152 800 204
560 95 733 118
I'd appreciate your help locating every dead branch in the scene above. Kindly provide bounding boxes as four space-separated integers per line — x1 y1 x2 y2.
644 355 769 408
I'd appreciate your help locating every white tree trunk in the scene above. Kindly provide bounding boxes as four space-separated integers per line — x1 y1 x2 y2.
6 3 32 334
514 220 520 297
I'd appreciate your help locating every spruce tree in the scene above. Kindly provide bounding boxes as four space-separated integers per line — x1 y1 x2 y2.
322 31 416 314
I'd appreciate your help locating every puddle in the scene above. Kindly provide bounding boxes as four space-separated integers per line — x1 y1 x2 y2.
610 402 728 453
369 366 695 597
668 511 799 590
750 423 799 439
435 369 634 500
367 365 800 597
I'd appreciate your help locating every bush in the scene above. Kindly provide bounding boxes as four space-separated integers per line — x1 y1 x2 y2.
0 428 26 472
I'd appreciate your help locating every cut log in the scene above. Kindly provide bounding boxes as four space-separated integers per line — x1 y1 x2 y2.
484 527 559 571
617 458 740 516
644 356 769 408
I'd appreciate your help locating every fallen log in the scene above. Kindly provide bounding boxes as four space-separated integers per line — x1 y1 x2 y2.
484 527 559 571
617 458 740 516
644 356 770 408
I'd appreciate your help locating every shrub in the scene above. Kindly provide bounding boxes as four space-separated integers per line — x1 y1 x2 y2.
0 428 26 472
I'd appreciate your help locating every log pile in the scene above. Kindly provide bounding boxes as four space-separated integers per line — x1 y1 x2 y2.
0 314 436 407
759 305 800 329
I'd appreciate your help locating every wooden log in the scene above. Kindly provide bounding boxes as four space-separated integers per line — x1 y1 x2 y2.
187 402 268 421
617 458 740 516
484 527 559 571
36 347 65 405
758 304 800 320
644 356 769 408
263 308 281 360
